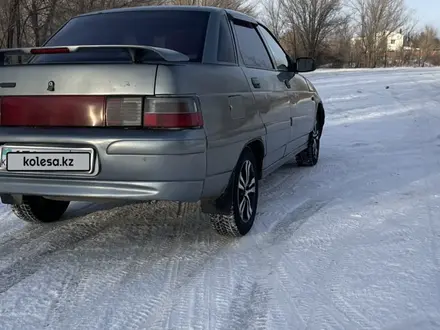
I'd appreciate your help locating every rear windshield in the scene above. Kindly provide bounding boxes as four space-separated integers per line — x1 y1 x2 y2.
31 10 210 64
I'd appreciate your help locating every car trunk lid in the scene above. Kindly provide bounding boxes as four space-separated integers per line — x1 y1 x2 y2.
0 63 158 127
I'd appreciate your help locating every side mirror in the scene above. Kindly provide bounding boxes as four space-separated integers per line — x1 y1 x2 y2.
295 57 316 73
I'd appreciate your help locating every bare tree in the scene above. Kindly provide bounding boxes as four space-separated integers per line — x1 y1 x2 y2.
279 0 348 62
15 0 165 48
54 0 165 26
417 25 439 66
0 0 256 50
349 0 412 67
23 0 59 46
260 0 285 39
325 18 356 67
2 0 21 48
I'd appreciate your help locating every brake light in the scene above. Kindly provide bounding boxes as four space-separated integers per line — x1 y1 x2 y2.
143 97 203 128
30 47 70 54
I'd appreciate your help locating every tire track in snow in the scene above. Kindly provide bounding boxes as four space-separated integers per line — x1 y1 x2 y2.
0 202 171 297
125 194 330 328
222 280 271 330
0 207 16 242
309 189 438 329
63 203 230 330
0 201 107 258
250 129 434 328
418 107 440 312
0 215 121 294
43 263 82 328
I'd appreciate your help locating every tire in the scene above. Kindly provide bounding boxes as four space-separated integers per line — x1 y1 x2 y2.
209 148 259 237
11 196 70 224
296 117 321 167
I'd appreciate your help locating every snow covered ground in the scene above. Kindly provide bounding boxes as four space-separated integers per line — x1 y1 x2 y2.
2 67 440 330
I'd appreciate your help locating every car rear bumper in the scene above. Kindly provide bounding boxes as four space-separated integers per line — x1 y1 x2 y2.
0 177 204 202
0 127 207 202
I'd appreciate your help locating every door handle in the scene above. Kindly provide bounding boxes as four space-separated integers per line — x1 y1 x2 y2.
284 79 291 88
251 77 261 89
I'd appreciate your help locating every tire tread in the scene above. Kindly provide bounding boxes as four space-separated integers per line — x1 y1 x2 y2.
11 197 70 224
11 204 42 224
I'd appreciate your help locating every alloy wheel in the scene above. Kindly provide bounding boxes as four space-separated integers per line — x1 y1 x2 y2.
312 121 320 159
237 160 256 222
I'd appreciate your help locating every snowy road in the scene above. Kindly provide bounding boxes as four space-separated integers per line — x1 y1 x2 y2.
2 67 440 330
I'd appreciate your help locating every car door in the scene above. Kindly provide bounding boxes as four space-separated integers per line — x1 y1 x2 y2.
256 25 303 155
231 19 291 168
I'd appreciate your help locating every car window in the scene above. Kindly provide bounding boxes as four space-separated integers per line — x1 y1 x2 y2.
31 10 210 64
217 16 236 63
232 21 273 70
257 26 289 71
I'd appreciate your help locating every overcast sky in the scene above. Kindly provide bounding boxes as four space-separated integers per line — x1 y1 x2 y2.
406 0 440 31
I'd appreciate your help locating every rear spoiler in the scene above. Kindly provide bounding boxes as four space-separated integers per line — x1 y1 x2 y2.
0 44 190 65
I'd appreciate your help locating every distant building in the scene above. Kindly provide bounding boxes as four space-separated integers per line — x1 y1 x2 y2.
351 30 405 51
386 31 404 51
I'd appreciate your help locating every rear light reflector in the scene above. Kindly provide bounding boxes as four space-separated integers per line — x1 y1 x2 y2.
105 97 143 126
143 97 203 128
0 96 105 127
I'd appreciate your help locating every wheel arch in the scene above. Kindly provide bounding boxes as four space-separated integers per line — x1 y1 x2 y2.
317 102 325 134
244 138 265 180
201 138 265 215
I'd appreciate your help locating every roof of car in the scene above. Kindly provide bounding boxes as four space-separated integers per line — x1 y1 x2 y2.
76 5 258 24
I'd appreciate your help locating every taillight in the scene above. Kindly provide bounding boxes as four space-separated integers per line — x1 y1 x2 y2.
143 97 203 128
0 95 202 129
104 96 203 129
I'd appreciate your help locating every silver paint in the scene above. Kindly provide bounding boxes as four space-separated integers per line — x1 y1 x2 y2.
0 6 323 203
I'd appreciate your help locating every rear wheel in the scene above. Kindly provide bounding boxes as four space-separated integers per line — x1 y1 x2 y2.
12 196 70 224
296 118 321 167
208 148 259 237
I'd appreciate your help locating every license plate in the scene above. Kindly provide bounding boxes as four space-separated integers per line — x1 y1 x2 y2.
1 146 92 172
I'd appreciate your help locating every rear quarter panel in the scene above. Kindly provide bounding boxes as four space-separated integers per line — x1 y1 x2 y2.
156 64 265 198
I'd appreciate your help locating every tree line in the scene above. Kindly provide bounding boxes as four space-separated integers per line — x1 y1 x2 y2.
1 0 439 68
